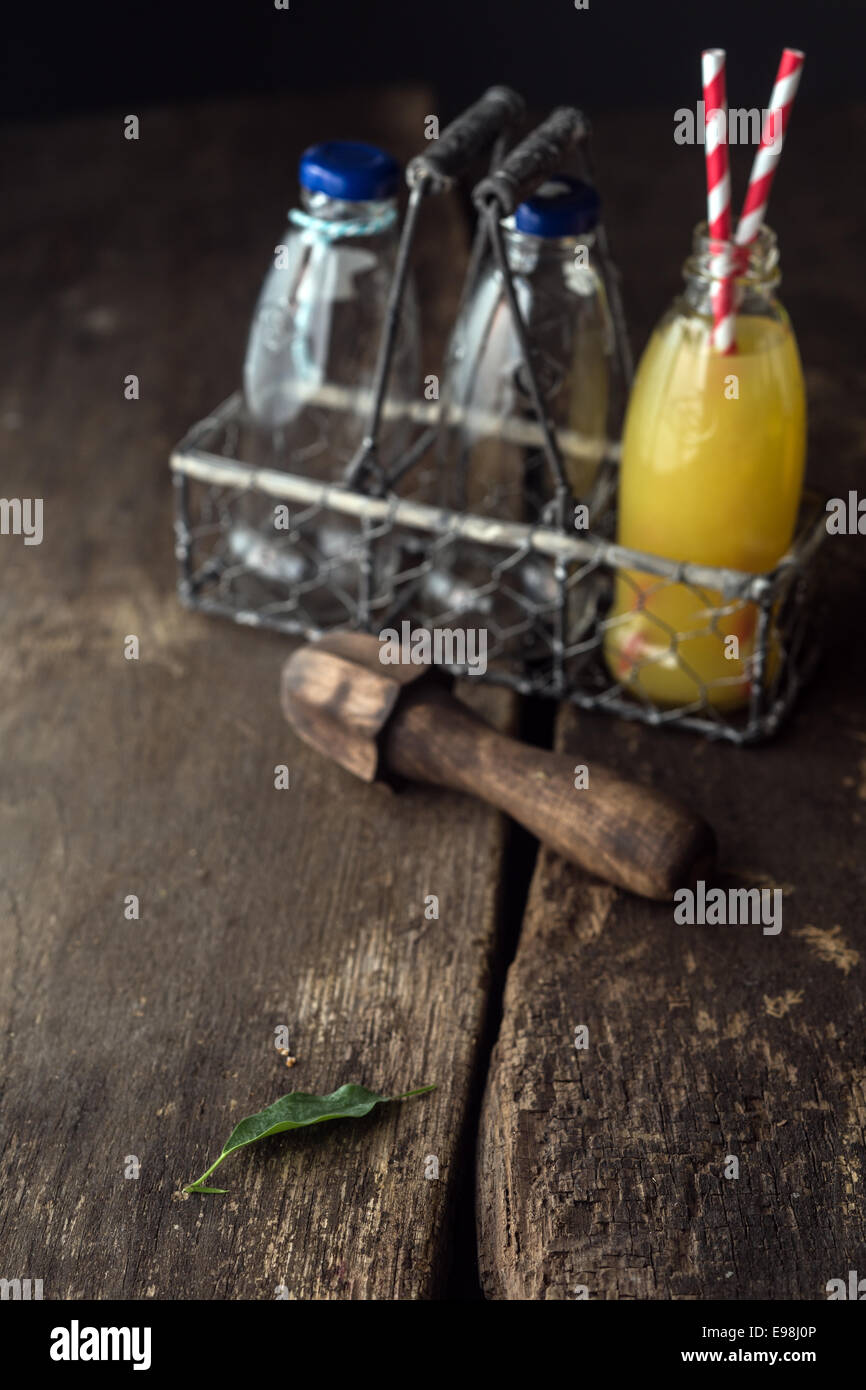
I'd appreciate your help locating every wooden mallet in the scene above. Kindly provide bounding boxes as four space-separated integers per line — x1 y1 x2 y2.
280 632 715 901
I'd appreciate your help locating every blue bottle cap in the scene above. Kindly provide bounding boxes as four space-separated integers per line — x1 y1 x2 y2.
299 141 400 202
514 176 601 238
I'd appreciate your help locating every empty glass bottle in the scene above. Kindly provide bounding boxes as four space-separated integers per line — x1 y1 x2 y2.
232 140 420 624
430 176 614 653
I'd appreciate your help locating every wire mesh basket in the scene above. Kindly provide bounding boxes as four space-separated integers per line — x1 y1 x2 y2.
171 89 826 745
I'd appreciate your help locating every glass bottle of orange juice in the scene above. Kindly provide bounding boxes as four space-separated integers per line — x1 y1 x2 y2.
603 224 806 711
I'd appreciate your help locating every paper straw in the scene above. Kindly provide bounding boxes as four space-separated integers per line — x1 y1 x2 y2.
702 48 735 354
735 48 805 250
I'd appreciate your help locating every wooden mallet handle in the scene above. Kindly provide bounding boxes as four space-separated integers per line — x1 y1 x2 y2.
382 683 715 901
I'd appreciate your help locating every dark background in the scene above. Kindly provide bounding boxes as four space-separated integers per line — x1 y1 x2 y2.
2 0 863 123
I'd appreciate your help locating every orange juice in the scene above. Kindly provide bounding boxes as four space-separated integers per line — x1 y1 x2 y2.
604 294 806 710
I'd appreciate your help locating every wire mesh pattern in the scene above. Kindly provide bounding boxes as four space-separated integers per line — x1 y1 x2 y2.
171 95 826 745
171 392 825 744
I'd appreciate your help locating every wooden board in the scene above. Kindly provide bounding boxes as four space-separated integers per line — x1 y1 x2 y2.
0 88 516 1299
477 104 866 1300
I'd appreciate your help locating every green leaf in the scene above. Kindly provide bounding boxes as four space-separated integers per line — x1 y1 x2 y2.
183 1082 435 1194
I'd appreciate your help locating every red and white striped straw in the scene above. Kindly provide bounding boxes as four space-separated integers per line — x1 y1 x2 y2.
734 48 805 251
702 48 735 354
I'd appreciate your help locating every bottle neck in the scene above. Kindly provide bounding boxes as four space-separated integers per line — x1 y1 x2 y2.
502 219 597 274
298 186 398 227
683 222 781 299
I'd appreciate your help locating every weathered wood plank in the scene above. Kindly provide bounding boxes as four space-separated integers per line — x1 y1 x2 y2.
0 89 514 1299
477 104 866 1300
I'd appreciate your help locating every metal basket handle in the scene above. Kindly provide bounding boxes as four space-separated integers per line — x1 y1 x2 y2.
406 86 525 191
472 107 589 214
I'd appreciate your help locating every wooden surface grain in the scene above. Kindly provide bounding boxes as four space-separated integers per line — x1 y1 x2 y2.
477 105 866 1300
0 88 516 1299
4 88 864 1304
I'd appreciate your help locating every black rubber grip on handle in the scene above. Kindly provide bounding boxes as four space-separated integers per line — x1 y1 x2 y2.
472 107 589 215
407 86 525 189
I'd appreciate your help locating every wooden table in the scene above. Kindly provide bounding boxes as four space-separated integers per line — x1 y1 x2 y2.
2 89 864 1301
